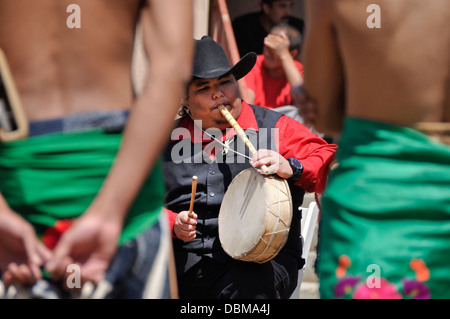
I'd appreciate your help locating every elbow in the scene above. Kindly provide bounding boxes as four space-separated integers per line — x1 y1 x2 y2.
146 54 193 90
147 41 194 88
176 60 193 87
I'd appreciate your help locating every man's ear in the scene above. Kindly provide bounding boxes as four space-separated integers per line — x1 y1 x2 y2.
262 3 271 16
181 98 191 114
290 48 300 60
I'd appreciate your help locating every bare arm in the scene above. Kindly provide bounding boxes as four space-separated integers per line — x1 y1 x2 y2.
445 65 450 122
302 0 345 135
89 0 193 218
265 33 303 88
0 195 51 287
45 0 194 285
247 33 303 106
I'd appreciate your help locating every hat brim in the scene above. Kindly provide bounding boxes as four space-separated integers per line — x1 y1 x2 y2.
230 52 257 81
192 52 256 81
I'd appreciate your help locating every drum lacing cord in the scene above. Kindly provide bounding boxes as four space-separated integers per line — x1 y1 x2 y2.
251 177 290 263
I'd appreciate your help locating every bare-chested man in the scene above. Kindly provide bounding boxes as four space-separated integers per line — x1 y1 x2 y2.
299 0 450 298
0 0 193 298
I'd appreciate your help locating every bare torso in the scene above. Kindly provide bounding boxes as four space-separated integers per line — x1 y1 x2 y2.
0 0 142 121
304 0 450 133
331 0 450 125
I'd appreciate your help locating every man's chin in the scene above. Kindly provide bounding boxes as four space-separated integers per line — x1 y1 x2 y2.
214 119 231 130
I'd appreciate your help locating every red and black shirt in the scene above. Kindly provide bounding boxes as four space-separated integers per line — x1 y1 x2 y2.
162 101 336 274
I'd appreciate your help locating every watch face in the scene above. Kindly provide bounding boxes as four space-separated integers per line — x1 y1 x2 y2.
287 158 303 182
289 158 302 169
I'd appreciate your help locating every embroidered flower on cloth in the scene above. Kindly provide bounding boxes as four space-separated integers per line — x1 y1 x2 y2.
336 254 351 279
42 219 75 250
333 255 432 299
403 280 431 299
334 276 361 298
353 278 402 299
410 259 430 282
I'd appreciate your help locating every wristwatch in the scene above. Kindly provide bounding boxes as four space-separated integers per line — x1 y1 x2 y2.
286 158 303 183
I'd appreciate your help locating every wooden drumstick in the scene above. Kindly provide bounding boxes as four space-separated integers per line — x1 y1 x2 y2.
218 105 270 174
188 176 197 218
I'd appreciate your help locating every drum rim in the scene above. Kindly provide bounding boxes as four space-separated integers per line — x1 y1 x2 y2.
218 168 293 263
246 174 292 263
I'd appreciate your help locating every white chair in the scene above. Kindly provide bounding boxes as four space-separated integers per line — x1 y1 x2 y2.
290 201 320 299
301 201 320 263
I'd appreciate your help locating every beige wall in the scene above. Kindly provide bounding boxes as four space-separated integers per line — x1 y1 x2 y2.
194 0 210 39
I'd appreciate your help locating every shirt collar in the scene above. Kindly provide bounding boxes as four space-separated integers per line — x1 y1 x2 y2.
171 101 259 143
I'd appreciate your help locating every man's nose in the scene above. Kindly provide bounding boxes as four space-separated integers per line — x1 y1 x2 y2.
212 86 224 99
284 4 293 17
283 8 292 17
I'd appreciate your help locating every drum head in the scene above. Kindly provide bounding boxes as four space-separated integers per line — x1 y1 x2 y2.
219 168 269 259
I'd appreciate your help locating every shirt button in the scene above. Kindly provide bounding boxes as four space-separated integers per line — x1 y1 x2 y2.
209 192 215 197
210 170 215 175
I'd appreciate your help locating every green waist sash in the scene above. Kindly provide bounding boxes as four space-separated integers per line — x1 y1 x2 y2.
0 129 164 245
318 117 450 299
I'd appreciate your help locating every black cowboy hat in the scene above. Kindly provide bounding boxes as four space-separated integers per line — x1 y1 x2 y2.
192 36 256 80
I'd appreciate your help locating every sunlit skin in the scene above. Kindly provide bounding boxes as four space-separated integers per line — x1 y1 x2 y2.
298 0 450 134
174 73 294 241
262 40 284 73
0 0 194 290
262 32 298 78
246 28 303 112
186 74 241 131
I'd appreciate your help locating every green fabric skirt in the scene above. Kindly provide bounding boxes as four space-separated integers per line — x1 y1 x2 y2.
317 117 450 299
0 128 164 245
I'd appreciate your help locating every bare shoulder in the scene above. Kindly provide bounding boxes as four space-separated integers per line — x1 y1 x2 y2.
328 0 450 124
0 0 143 119
0 0 143 75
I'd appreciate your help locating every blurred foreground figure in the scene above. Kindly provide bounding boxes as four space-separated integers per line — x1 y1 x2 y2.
300 0 450 299
0 0 193 298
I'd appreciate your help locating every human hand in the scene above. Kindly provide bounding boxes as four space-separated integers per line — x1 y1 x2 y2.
291 84 318 127
173 211 197 241
0 207 52 288
264 32 290 58
44 209 123 289
251 149 293 179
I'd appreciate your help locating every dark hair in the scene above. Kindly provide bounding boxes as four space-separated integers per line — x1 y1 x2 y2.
262 0 279 5
261 0 290 7
179 71 237 118
178 78 195 118
178 102 189 117
270 23 302 52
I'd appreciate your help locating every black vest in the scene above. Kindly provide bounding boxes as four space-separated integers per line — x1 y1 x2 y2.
162 105 305 273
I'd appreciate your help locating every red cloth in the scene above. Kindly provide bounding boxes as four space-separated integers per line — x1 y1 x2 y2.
164 207 178 238
244 54 304 109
